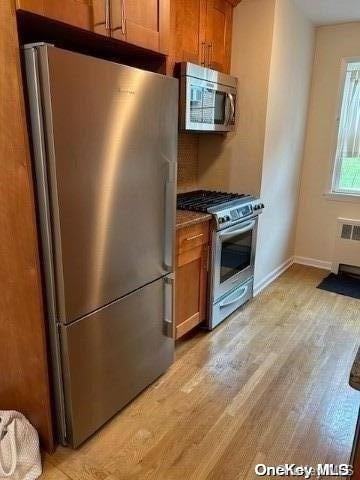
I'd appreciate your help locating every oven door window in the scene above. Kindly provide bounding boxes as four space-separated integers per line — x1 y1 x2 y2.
220 230 252 283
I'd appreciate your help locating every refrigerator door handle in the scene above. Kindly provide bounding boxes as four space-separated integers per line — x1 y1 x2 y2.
164 274 175 338
164 157 177 273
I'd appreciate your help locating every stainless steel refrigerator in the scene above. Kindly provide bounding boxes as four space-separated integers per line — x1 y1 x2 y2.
24 44 178 448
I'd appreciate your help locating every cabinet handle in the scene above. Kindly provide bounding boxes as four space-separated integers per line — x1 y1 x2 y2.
185 233 204 242
201 42 206 66
105 0 111 32
109 0 126 35
208 43 213 69
121 0 126 35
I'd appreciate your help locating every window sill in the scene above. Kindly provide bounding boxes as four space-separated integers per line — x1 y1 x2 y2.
324 192 360 203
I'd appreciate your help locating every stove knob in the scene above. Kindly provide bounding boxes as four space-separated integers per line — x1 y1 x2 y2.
225 215 230 222
261 203 265 209
219 217 224 224
254 205 259 211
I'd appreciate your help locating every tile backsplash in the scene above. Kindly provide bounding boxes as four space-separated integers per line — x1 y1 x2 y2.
177 133 200 193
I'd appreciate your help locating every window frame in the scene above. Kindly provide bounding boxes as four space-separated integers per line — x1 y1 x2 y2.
329 57 360 198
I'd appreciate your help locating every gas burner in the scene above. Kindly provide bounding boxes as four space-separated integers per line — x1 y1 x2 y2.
177 189 264 230
177 190 249 213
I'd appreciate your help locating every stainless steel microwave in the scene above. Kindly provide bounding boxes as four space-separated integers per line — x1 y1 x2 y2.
178 62 237 133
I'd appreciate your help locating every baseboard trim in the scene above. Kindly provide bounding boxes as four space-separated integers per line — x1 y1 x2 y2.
253 256 332 297
254 257 294 296
293 256 332 271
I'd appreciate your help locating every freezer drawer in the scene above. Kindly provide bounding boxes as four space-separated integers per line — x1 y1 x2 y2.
60 276 174 447
209 278 253 330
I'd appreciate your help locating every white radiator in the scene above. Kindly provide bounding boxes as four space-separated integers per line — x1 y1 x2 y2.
332 218 360 273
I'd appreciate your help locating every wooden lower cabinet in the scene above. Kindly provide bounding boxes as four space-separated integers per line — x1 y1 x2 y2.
175 221 210 339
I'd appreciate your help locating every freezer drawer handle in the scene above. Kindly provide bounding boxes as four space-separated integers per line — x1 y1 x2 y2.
219 285 249 309
164 275 174 338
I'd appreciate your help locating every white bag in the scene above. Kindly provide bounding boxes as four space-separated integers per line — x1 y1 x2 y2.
0 411 42 480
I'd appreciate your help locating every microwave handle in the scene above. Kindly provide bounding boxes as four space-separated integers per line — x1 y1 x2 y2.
227 93 235 125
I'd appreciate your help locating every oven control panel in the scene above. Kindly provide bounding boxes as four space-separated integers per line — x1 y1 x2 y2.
230 205 252 220
215 201 264 229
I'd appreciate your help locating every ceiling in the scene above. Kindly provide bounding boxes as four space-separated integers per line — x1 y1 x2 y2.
292 0 360 25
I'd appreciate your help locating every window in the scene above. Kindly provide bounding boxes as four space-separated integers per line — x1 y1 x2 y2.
331 60 360 195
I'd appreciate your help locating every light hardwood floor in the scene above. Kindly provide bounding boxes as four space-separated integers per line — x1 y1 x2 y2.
42 265 360 479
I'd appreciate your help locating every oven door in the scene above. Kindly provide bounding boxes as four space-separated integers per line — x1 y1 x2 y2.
181 76 236 132
212 218 257 302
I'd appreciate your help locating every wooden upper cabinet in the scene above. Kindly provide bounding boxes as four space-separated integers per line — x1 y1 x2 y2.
204 0 233 73
17 0 170 54
172 0 205 65
169 0 233 75
121 0 169 53
92 0 169 53
16 0 93 30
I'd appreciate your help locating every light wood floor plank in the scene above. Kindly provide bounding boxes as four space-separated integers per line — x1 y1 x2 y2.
41 265 360 479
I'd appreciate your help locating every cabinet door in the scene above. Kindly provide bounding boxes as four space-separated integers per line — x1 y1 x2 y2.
175 243 208 339
173 0 206 65
17 0 92 30
204 0 233 73
111 0 169 53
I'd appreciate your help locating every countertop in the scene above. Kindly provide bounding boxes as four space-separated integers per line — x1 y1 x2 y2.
350 348 360 391
176 210 212 230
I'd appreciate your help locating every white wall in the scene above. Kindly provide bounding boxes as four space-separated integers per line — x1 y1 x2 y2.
295 23 360 266
254 0 315 288
198 0 276 196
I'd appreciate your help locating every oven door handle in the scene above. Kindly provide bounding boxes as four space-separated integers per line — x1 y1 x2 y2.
219 220 256 239
219 284 249 308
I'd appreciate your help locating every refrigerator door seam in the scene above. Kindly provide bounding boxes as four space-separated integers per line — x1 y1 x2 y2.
36 45 67 324
24 45 68 444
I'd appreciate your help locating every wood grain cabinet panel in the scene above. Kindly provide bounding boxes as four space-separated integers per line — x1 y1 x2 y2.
118 0 161 50
175 221 210 339
172 0 206 65
16 0 170 54
2 0 54 452
17 0 93 30
169 0 233 74
92 0 170 51
204 0 233 73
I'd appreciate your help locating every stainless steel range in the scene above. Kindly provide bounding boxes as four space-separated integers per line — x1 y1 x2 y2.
177 191 264 330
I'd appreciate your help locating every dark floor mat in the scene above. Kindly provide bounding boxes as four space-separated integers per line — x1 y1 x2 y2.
317 273 360 300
